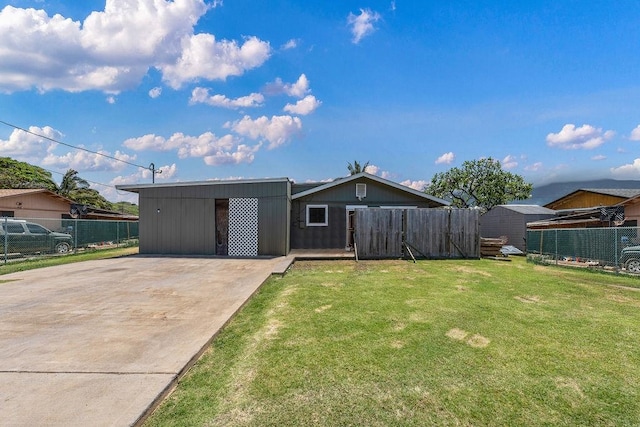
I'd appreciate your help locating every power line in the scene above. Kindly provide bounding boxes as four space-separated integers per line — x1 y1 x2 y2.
0 119 151 171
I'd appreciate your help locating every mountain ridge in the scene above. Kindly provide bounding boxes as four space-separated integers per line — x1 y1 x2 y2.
522 179 640 206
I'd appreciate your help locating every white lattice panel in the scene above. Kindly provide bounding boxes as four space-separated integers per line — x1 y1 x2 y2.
228 198 259 256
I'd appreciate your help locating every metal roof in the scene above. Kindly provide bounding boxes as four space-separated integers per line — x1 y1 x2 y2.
497 204 556 214
580 188 640 198
117 177 291 193
291 172 450 205
0 188 73 204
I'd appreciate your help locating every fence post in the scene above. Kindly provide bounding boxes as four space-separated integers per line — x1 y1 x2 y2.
555 229 558 265
116 221 120 246
3 217 7 264
74 218 78 252
615 227 618 269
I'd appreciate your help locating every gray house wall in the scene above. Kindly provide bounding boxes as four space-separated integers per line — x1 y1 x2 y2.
136 180 290 256
480 206 555 252
291 177 443 249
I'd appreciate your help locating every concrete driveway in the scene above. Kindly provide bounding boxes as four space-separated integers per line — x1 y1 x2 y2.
0 255 285 426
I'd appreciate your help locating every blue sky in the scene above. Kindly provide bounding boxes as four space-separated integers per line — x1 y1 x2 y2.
2 0 640 203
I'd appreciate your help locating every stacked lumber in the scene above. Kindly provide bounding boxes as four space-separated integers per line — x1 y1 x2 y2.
480 236 507 257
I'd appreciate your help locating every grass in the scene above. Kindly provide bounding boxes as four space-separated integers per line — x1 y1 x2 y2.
0 246 138 276
145 257 640 426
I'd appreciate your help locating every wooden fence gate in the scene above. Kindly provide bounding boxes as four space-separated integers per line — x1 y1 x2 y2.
354 208 479 259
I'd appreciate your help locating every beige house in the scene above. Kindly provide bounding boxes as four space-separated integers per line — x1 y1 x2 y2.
0 189 73 219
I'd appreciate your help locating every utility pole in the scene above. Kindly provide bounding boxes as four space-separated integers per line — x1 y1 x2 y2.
149 163 162 183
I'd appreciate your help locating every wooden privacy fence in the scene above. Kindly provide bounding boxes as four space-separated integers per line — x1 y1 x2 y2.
354 208 479 259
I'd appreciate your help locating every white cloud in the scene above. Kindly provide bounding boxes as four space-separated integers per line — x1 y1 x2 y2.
160 34 271 89
591 154 606 161
502 154 518 169
435 152 455 165
204 143 261 165
226 115 302 149
42 149 136 172
546 124 615 150
149 87 162 98
347 8 381 44
264 74 309 98
611 159 640 178
524 162 543 172
283 95 321 115
400 179 428 191
630 125 640 141
0 1 271 93
189 87 264 108
123 131 259 165
106 95 116 104
281 39 298 50
0 125 61 158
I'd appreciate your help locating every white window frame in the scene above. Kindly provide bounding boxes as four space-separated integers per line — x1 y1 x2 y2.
356 183 367 199
306 204 329 226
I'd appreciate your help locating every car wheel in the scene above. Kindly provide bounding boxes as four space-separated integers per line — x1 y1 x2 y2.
55 242 71 255
626 259 640 274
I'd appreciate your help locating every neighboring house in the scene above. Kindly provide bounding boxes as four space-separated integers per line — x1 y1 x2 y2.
117 172 449 256
0 189 73 219
526 188 640 230
544 188 640 210
480 205 556 252
0 188 138 221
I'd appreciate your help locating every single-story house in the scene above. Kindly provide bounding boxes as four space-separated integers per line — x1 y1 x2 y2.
117 172 449 256
0 189 73 219
480 205 556 252
0 188 138 222
544 188 640 210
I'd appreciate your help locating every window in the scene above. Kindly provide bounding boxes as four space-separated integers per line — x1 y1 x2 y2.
1 211 14 217
26 223 48 234
306 204 328 226
355 183 366 199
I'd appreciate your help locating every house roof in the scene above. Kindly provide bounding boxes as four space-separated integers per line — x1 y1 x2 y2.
497 204 556 215
291 172 450 205
544 188 640 208
0 188 73 204
117 177 291 193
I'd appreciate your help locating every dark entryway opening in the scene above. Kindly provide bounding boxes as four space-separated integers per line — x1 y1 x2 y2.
215 199 229 255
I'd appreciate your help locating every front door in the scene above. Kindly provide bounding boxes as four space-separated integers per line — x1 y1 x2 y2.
215 199 229 255
345 205 367 250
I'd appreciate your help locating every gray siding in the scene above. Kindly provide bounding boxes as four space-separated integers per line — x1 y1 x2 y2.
291 178 440 249
480 206 555 252
138 180 290 256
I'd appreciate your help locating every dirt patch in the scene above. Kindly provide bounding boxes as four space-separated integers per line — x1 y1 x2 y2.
447 329 490 348
446 328 468 341
320 282 343 288
314 304 332 313
554 377 585 399
467 334 490 348
514 295 542 304
453 266 492 277
456 285 468 292
392 322 406 332
390 340 405 349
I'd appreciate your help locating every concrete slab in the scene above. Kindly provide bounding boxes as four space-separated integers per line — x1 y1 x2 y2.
0 255 283 426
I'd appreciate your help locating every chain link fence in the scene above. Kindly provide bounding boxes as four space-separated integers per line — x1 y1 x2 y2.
1 216 139 263
526 227 640 272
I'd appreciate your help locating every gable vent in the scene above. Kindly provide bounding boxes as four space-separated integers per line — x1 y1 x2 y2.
356 183 367 200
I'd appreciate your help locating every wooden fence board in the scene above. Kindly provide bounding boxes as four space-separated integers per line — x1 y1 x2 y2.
354 208 403 258
355 208 479 259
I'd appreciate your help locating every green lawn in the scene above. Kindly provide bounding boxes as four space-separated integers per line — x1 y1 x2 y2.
146 258 640 426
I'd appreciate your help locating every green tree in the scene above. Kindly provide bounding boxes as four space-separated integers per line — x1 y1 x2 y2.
428 158 532 210
0 157 57 190
57 169 89 198
347 160 370 175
